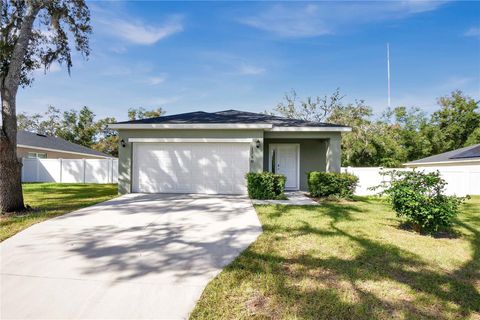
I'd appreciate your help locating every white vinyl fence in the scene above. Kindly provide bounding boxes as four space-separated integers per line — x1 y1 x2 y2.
342 166 480 197
22 158 118 184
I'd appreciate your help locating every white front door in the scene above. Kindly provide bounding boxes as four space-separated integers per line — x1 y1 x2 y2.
269 144 299 190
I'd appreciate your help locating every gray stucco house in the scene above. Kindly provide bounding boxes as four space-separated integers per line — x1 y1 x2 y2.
109 110 350 195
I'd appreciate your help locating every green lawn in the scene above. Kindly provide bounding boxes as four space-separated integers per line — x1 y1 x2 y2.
191 196 480 320
0 183 117 241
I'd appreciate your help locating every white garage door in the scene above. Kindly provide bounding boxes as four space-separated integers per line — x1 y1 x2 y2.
132 142 250 194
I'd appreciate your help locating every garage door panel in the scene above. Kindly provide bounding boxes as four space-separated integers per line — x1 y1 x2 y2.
133 142 250 194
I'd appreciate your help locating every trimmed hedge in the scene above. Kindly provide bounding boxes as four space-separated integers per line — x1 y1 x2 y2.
307 171 358 198
246 172 286 200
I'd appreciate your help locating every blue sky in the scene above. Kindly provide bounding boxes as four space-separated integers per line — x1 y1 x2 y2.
18 1 480 121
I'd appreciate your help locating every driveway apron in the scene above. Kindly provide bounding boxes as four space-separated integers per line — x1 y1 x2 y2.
1 193 262 319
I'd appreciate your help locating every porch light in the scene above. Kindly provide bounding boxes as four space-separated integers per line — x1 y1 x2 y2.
255 139 261 149
120 139 126 148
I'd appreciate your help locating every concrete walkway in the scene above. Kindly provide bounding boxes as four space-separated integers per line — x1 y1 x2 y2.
252 191 319 205
1 194 262 319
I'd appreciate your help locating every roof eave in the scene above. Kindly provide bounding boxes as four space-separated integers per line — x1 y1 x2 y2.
108 123 273 130
267 126 351 132
17 144 112 159
108 123 351 131
403 158 480 166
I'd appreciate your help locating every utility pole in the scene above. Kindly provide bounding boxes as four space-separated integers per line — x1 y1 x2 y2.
387 43 391 108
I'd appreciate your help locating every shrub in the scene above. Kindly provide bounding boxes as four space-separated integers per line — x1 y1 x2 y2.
307 171 358 198
246 172 286 200
375 170 466 233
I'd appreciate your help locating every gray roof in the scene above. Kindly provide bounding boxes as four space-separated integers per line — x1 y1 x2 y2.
115 109 348 128
405 143 480 165
16 129 112 158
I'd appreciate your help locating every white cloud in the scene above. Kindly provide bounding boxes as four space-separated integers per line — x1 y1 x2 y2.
241 1 449 38
238 64 266 75
100 15 183 45
242 4 330 38
146 75 167 85
464 27 480 37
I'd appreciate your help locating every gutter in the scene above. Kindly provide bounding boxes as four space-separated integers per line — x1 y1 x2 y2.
403 159 480 166
108 123 352 132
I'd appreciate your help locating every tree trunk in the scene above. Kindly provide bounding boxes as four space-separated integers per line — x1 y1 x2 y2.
0 88 25 213
0 3 39 213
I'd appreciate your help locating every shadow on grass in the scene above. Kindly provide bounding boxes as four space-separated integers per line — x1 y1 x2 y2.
259 201 365 223
217 202 480 319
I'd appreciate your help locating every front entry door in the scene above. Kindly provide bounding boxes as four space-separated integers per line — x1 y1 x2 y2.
269 144 299 190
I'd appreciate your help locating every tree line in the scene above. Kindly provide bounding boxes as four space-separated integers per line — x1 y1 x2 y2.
272 89 479 167
18 89 480 166
17 107 165 157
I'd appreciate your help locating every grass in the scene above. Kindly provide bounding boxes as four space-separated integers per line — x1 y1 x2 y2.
0 183 117 241
191 196 480 320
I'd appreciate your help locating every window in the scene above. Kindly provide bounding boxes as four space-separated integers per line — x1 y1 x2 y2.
271 149 276 174
27 152 47 159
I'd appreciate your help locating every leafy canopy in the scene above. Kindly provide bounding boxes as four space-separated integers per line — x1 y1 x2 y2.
273 89 480 167
128 107 166 121
1 0 92 87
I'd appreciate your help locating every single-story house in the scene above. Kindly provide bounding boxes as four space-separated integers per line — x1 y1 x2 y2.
109 110 351 195
15 129 112 159
404 143 480 169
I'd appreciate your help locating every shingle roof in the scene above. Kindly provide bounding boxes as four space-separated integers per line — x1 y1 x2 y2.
15 129 112 158
115 109 348 128
405 143 480 165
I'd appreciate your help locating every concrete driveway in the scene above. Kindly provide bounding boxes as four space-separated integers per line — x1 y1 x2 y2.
1 194 262 319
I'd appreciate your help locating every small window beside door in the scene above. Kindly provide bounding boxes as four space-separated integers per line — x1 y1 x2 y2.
27 152 47 159
271 149 276 174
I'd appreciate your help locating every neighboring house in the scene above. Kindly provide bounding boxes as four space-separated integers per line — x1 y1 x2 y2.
14 129 112 159
109 109 351 195
404 143 480 169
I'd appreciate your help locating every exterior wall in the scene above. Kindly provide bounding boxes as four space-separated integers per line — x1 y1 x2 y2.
263 139 327 191
17 146 105 160
117 129 343 194
117 129 264 194
326 134 342 172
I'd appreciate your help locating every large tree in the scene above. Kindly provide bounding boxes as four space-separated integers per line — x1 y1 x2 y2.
382 106 432 162
128 107 165 120
17 105 60 135
430 90 480 152
57 106 96 148
0 0 91 212
274 88 344 122
93 116 118 157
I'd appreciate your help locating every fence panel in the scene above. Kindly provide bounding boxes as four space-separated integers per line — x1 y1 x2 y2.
21 158 118 184
38 159 61 182
85 159 110 183
21 158 39 183
342 166 480 196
